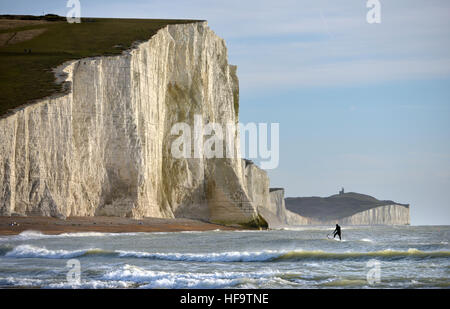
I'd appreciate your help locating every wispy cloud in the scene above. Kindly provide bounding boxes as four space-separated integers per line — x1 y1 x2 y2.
8 0 447 89
220 0 450 89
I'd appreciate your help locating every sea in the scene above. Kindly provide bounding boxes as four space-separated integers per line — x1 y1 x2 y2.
0 225 449 288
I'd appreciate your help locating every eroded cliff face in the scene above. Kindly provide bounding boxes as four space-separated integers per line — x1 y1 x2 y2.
334 204 410 225
285 204 410 226
263 189 410 226
258 188 290 228
268 189 411 226
0 22 267 226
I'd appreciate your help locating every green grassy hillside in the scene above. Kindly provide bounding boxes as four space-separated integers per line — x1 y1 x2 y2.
285 192 409 221
0 15 202 117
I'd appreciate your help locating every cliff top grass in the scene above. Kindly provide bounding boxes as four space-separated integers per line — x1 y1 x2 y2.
285 192 409 221
0 15 203 117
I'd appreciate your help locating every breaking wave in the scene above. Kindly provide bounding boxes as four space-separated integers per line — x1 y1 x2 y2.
275 248 450 261
102 264 285 289
116 250 282 262
0 230 141 242
2 245 449 262
0 265 293 289
0 276 132 289
4 245 107 259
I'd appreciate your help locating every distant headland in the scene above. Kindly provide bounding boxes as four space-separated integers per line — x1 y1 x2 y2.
284 189 410 225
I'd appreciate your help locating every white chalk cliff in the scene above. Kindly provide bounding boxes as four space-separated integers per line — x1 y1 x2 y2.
283 204 410 226
0 21 410 227
0 22 270 226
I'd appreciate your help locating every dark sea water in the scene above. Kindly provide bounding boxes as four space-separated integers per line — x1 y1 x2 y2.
0 225 449 288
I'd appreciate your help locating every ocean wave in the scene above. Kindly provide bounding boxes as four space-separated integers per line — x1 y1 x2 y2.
3 245 449 262
0 244 14 256
47 280 132 289
0 230 145 242
0 277 44 287
277 227 333 232
0 266 289 289
116 248 450 262
4 245 107 259
277 226 369 232
0 276 133 289
320 279 369 287
116 250 281 262
275 248 450 261
103 264 285 289
0 230 230 242
0 230 51 242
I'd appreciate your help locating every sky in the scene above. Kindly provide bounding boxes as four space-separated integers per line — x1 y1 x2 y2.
1 0 450 225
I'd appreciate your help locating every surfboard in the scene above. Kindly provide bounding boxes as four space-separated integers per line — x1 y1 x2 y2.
327 235 342 241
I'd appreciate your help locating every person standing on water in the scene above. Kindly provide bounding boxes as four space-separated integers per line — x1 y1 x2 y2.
332 224 342 240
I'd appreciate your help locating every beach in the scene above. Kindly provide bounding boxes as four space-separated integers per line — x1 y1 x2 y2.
0 216 241 235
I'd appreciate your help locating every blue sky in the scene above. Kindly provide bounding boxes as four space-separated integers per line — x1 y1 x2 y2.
2 0 450 225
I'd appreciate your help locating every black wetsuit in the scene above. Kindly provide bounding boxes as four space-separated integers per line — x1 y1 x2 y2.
333 225 342 240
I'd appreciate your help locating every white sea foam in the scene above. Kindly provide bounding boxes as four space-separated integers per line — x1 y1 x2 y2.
47 280 132 289
305 262 321 267
0 276 132 289
4 244 101 259
278 226 332 232
0 271 280 289
4 244 449 261
0 230 141 242
360 238 374 243
0 276 44 287
0 230 50 242
179 230 205 234
116 249 282 262
103 264 283 289
232 229 267 233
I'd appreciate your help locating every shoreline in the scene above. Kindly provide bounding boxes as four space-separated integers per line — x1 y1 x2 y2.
0 216 244 235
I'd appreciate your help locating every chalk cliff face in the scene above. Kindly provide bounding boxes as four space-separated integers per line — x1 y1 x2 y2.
285 204 410 225
264 189 410 226
336 204 410 225
284 192 410 226
258 188 290 228
0 22 268 226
